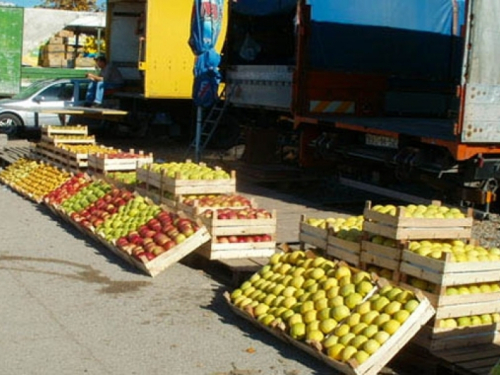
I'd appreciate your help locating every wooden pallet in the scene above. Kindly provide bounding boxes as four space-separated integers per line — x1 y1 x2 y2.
224 281 435 375
0 144 35 165
433 342 500 375
363 201 473 240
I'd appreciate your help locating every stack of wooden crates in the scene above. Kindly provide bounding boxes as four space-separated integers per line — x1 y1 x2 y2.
298 200 500 352
136 163 277 260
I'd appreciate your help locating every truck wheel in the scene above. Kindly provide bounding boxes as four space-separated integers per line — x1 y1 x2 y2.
0 114 23 137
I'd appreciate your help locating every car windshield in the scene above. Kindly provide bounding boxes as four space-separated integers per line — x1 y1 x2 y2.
11 81 57 100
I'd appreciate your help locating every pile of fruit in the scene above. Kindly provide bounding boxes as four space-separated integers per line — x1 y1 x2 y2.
180 194 252 208
446 282 500 295
305 215 364 243
57 144 118 155
370 203 466 219
0 159 40 186
203 207 273 220
407 240 500 262
368 235 398 248
230 251 424 365
438 313 500 329
13 164 71 202
215 234 273 244
60 180 112 214
107 172 137 185
115 210 200 262
95 196 162 242
144 161 231 180
70 188 135 229
45 173 90 205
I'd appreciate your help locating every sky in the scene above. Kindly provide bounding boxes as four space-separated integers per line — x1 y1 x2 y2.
1 0 105 7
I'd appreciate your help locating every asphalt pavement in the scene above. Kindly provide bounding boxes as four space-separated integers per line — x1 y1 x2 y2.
0 184 340 375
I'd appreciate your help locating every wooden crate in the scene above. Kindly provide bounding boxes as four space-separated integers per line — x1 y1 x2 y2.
41 134 96 145
197 209 277 260
399 279 500 319
35 142 88 170
197 241 277 260
88 150 153 173
400 250 500 287
360 240 402 271
299 214 329 251
413 323 500 352
41 125 88 136
363 201 473 240
137 165 236 195
327 234 361 267
176 195 255 218
94 226 211 277
56 200 212 277
224 284 435 375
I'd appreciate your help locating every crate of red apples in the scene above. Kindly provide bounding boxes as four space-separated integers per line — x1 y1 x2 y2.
176 193 254 217
197 207 277 260
88 149 153 174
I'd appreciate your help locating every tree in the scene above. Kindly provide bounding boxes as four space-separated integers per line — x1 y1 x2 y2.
38 0 99 11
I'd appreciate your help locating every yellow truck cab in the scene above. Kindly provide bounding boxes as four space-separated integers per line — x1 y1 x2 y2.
106 0 227 99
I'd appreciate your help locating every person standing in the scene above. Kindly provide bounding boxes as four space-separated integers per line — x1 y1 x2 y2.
85 54 124 107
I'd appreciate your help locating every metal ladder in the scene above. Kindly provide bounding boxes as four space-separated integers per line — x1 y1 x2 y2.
186 85 232 161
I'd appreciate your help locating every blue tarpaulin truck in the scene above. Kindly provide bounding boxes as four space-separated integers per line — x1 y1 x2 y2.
224 0 500 211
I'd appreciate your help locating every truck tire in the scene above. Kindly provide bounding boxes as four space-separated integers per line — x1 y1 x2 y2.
0 113 23 137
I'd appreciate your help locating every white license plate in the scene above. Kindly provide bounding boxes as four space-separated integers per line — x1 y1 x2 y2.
365 134 398 149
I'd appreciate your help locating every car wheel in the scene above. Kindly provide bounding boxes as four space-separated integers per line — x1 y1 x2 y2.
0 113 24 137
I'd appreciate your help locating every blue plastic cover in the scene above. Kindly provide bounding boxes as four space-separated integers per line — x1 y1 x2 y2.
189 0 224 108
232 0 296 16
308 0 463 35
306 0 466 80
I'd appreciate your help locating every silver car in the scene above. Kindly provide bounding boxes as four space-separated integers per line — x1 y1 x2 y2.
0 78 90 136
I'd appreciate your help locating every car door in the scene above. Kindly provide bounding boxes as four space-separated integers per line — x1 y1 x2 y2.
31 82 75 126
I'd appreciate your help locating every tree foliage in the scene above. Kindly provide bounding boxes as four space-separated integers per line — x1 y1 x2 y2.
38 0 100 11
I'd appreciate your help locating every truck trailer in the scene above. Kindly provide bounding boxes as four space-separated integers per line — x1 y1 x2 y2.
224 0 500 211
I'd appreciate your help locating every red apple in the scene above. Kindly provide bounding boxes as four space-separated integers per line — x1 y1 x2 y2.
144 252 156 261
144 242 156 253
228 235 238 243
261 234 272 242
217 236 229 243
163 240 176 250
153 233 169 246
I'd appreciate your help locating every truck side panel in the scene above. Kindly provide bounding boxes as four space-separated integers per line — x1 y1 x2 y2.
0 7 23 97
461 0 500 143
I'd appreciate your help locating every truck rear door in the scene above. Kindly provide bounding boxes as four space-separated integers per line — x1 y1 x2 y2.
461 0 500 143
